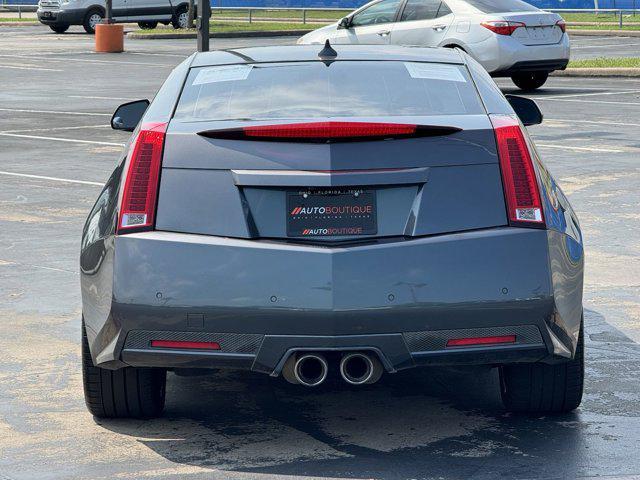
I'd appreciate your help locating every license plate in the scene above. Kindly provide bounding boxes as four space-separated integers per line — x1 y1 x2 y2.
528 26 550 39
287 189 377 237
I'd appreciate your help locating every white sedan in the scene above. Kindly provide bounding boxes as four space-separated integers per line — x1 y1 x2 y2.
298 0 570 90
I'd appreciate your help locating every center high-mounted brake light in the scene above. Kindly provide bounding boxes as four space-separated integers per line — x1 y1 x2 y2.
198 121 461 143
481 20 525 35
245 122 417 138
117 122 167 234
491 115 545 227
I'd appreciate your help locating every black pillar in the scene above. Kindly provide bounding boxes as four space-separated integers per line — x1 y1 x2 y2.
197 0 211 52
105 0 113 23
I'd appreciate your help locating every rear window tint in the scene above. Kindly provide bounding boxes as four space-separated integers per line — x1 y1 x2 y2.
463 0 538 12
173 61 484 121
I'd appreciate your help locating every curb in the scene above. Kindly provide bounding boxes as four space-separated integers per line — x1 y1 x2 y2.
127 29 311 39
568 28 640 36
0 21 40 26
554 67 640 77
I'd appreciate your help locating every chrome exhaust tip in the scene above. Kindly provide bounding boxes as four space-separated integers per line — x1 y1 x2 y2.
339 352 383 385
282 353 328 387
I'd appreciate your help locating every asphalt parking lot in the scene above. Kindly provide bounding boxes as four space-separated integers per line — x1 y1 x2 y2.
1 28 639 480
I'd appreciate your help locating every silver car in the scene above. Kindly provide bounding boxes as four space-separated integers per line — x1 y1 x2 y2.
37 0 191 33
298 0 570 90
81 45 584 419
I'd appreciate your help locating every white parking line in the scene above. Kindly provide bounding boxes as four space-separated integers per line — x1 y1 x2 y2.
0 132 124 146
536 143 624 153
571 43 640 49
128 51 190 58
0 64 63 72
0 259 79 275
68 95 136 101
0 171 103 186
546 118 640 127
0 53 173 67
536 98 640 106
0 107 110 116
539 90 640 99
0 124 109 134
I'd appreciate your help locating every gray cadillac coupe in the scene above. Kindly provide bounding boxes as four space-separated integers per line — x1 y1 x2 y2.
81 44 584 418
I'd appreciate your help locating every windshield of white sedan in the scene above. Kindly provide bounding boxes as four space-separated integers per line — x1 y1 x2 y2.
173 61 484 121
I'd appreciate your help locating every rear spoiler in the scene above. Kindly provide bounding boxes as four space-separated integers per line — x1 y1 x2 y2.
198 121 461 143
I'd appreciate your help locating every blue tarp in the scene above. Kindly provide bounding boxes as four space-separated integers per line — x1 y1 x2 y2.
8 0 637 11
211 0 635 9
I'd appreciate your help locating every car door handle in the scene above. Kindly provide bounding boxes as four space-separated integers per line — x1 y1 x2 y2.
432 24 447 31
377 30 391 36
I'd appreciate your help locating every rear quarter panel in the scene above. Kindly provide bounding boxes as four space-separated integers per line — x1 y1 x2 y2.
80 57 192 365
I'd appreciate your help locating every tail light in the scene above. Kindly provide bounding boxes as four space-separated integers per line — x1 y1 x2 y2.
481 20 525 35
555 19 566 33
117 122 167 234
198 121 461 143
490 115 545 227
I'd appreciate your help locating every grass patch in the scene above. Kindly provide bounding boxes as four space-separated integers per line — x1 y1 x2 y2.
0 17 36 22
211 9 347 21
562 12 640 22
133 21 321 34
568 23 640 30
568 57 640 68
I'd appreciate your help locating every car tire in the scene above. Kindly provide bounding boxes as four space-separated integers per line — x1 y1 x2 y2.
171 5 189 29
83 8 104 34
511 72 549 91
500 319 584 414
49 24 69 33
138 21 158 29
82 320 166 418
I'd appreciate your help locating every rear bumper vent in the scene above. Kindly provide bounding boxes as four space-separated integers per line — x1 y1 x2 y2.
124 330 264 354
403 325 543 352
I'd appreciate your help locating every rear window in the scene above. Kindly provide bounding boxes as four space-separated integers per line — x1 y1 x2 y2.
173 61 484 121
463 0 538 13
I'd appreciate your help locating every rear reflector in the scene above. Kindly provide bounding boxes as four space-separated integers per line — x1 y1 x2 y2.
446 335 516 347
150 340 221 350
481 20 525 35
490 115 545 227
198 122 461 143
117 122 167 234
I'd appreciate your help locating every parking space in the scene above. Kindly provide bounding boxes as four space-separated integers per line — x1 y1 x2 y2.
1 29 639 480
570 34 640 58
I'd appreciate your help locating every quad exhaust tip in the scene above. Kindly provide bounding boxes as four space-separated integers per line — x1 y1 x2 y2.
283 353 328 387
339 352 383 385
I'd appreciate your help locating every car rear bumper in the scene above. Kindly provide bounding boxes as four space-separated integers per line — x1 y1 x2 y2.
81 228 582 373
470 34 570 74
491 59 569 77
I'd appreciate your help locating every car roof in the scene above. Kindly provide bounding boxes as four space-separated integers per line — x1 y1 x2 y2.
190 44 465 68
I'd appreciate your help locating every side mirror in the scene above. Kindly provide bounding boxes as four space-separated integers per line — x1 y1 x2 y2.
505 95 543 126
338 17 351 29
111 99 150 132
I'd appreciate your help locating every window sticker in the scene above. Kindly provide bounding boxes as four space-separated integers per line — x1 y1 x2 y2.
193 65 254 85
404 62 466 82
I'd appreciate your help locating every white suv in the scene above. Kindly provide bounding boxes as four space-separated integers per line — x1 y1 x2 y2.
298 0 570 90
37 0 192 33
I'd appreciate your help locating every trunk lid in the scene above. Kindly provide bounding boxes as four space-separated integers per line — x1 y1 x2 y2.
501 11 564 45
155 115 508 241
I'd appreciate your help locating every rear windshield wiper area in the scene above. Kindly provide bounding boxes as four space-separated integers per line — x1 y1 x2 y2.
197 121 462 143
